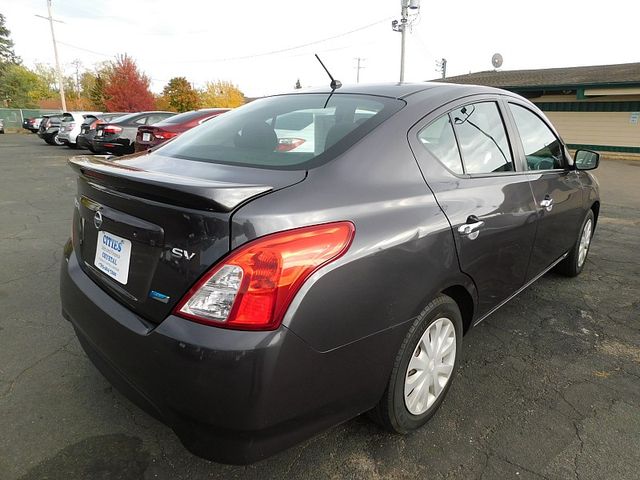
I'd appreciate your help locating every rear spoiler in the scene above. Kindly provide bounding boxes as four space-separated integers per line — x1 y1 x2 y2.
68 155 272 212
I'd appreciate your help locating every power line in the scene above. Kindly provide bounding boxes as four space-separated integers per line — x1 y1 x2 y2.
57 18 391 67
169 17 392 64
57 41 112 58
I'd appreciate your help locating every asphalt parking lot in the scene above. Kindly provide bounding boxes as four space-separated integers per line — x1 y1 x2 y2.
1 133 639 480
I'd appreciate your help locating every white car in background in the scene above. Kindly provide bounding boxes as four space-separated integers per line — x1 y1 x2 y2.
273 108 378 154
58 111 102 148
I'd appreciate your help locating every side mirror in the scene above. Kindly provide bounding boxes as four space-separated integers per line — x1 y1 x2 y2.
574 149 599 170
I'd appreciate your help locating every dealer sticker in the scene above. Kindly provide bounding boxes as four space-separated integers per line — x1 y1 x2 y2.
94 230 132 285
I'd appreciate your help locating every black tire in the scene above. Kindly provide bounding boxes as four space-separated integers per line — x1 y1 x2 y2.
371 294 463 433
44 137 55 145
556 210 595 277
67 142 77 149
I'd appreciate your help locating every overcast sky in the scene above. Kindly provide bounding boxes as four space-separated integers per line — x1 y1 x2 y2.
1 0 638 97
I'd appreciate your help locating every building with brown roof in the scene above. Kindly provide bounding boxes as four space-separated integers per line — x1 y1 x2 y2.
436 62 640 156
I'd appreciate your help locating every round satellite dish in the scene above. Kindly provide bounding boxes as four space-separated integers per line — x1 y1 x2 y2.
492 53 503 69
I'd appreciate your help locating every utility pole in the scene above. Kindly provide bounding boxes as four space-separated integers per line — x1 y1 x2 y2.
354 57 366 83
36 1 66 111
392 0 421 82
435 58 447 79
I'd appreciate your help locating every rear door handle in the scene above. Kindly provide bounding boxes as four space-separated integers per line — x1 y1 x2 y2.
540 196 554 211
458 216 485 239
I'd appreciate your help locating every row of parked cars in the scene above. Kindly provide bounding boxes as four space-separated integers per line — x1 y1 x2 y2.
25 108 230 155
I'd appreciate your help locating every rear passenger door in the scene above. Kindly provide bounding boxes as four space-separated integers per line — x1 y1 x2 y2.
410 98 538 317
505 102 585 279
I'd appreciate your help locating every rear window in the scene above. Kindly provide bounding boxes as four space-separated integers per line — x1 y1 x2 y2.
106 112 139 124
82 115 98 125
102 114 126 123
154 110 210 125
157 94 404 169
61 113 74 122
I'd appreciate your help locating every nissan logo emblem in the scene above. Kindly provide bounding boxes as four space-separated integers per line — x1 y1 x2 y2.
94 210 103 229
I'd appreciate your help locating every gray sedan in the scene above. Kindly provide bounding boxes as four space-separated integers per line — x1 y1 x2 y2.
60 82 600 464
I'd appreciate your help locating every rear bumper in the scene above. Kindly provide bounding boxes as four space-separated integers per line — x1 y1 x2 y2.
76 134 90 149
134 138 163 152
59 131 78 144
59 241 394 463
92 137 132 155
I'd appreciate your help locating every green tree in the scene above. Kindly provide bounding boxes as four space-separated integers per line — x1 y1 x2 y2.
0 12 21 101
0 63 51 108
0 13 20 66
200 80 245 108
161 77 199 112
33 63 58 91
88 63 113 110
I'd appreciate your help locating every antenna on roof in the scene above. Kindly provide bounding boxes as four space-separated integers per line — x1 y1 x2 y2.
315 54 342 90
492 53 503 70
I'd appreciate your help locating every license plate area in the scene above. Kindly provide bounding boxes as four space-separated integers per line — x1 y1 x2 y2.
78 196 164 302
96 129 103 137
94 231 132 284
142 132 151 141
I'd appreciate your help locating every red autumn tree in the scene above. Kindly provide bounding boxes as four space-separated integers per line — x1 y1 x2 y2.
103 54 155 112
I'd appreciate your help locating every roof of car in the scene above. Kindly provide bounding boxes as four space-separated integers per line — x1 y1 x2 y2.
287 82 448 99
276 82 499 101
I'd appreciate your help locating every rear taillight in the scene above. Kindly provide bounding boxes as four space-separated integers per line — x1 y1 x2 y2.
153 130 178 140
276 138 306 152
103 125 122 134
175 222 355 330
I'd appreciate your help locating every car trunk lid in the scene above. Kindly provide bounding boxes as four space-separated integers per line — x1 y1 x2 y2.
69 153 306 323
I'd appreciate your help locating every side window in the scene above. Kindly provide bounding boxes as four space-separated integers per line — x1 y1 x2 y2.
451 102 514 174
509 103 564 170
135 117 147 125
417 114 463 174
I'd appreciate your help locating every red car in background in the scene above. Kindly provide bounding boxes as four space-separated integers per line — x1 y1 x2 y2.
134 108 230 152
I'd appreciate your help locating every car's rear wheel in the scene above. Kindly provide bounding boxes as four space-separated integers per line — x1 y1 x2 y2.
371 294 462 433
556 210 595 277
44 137 55 145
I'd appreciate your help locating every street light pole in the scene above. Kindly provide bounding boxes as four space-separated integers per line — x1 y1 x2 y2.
355 57 366 83
37 1 66 111
393 0 420 83
399 2 407 82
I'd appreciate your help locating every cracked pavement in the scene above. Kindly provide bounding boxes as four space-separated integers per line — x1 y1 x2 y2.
1 134 638 479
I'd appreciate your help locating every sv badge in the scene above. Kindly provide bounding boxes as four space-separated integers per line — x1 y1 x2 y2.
171 248 196 260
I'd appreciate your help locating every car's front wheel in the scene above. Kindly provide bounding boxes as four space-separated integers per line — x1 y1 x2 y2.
53 133 65 146
556 210 595 277
371 294 462 433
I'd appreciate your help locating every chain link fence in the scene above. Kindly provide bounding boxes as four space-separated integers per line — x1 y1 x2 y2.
0 108 62 130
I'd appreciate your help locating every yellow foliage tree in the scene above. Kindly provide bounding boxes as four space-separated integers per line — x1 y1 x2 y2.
200 80 245 108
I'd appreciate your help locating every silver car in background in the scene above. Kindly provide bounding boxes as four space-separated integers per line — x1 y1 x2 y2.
58 111 102 148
